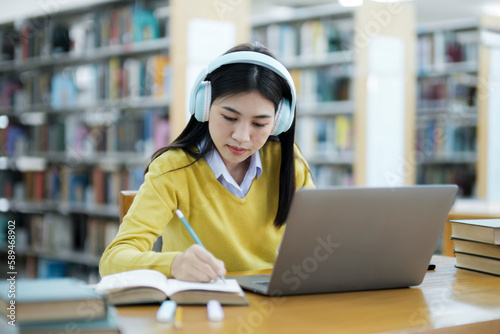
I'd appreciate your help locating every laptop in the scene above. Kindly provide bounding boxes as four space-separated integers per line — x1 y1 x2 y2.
231 185 458 296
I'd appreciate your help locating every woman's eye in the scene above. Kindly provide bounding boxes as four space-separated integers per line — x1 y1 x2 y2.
253 122 266 128
222 115 236 121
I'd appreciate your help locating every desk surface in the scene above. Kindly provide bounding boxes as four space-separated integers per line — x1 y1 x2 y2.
115 256 500 334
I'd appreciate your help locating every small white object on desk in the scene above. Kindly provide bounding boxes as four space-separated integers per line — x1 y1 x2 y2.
156 300 177 322
207 300 224 321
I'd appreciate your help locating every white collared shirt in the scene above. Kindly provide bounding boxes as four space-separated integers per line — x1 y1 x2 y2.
204 148 263 198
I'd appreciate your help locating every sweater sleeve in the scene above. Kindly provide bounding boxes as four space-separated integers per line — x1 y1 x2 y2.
99 154 183 278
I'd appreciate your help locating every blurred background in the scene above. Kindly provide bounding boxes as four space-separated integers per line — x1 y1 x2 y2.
1 0 499 281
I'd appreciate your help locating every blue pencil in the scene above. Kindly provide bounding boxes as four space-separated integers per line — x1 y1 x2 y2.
175 209 225 283
176 209 205 247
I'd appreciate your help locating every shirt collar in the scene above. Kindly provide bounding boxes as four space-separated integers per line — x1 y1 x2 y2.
205 147 263 181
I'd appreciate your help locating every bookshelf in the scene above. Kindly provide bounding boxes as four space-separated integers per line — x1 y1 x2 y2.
416 15 500 200
252 4 355 186
251 1 416 187
0 0 170 282
0 0 250 282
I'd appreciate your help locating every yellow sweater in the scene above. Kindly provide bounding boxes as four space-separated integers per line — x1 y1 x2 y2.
99 141 314 277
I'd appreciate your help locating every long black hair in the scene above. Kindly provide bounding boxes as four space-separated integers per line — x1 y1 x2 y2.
146 42 297 228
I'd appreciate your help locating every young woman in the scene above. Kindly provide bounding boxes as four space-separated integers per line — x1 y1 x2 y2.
99 42 314 282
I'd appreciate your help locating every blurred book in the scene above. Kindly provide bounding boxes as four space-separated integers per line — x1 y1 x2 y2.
19 306 120 334
133 8 159 42
0 278 106 324
51 73 77 110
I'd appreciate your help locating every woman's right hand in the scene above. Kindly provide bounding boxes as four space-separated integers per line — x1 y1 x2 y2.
170 244 227 282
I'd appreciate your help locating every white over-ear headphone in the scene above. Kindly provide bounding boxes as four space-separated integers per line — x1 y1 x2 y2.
189 51 296 136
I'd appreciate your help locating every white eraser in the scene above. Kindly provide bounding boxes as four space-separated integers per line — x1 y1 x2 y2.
157 300 177 322
207 300 224 321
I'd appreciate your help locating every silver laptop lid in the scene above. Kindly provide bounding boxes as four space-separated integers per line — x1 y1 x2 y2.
265 185 458 296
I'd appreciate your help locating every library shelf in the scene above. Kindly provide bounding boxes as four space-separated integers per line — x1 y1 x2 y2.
7 200 120 218
418 152 478 165
306 153 355 166
415 15 500 199
0 0 170 281
298 100 355 116
252 2 417 187
0 0 251 281
0 36 170 72
0 245 101 268
1 96 171 117
284 50 354 69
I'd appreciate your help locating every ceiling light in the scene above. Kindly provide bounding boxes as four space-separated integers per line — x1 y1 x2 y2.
482 3 500 17
339 0 363 7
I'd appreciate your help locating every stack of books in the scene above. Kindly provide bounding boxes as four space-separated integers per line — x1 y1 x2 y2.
0 278 120 334
450 219 500 276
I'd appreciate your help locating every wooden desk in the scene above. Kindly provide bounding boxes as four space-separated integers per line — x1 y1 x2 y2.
115 256 500 333
443 199 500 256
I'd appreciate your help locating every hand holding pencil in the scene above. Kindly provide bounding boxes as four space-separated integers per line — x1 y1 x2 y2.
170 210 227 282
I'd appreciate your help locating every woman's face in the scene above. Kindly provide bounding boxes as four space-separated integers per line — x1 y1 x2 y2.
208 91 275 172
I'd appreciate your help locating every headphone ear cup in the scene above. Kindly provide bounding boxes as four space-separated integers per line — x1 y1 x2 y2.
193 81 212 122
272 99 293 136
